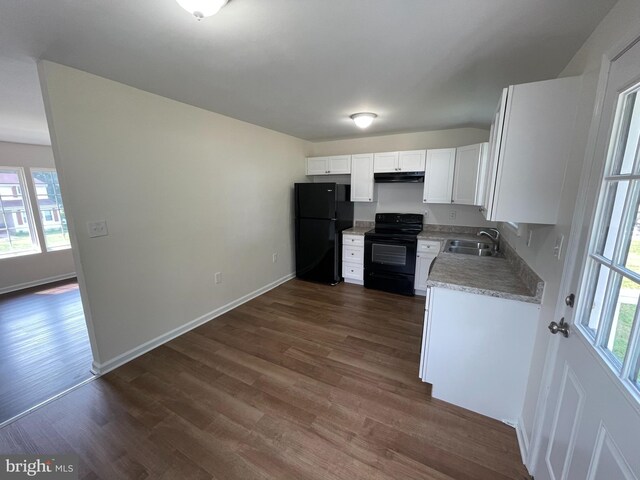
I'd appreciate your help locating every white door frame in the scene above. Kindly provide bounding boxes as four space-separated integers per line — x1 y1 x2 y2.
526 26 640 473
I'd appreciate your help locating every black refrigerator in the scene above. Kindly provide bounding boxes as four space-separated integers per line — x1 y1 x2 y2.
295 183 354 285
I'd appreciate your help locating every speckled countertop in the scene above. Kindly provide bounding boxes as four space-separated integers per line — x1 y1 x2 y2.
341 225 543 304
342 226 371 236
427 253 542 304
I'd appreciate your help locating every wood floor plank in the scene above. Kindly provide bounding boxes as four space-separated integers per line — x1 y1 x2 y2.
0 280 93 423
0 279 531 479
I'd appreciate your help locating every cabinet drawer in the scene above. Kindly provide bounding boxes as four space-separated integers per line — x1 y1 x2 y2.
417 240 440 253
343 246 364 264
342 262 363 281
343 234 364 247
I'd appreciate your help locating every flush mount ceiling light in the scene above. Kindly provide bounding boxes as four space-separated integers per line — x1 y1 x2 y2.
350 112 377 129
176 0 229 20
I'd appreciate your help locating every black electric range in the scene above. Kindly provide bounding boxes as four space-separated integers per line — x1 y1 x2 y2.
364 213 423 296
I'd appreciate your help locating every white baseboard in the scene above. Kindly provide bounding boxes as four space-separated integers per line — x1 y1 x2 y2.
0 273 76 296
91 273 295 375
516 416 532 473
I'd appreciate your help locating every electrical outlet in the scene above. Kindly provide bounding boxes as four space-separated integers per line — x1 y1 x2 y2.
449 210 457 220
424 210 429 219
527 230 533 248
214 272 222 284
272 253 278 263
553 235 564 259
87 220 108 238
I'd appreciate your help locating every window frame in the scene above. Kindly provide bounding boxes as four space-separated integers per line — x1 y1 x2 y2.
0 166 42 258
30 167 71 252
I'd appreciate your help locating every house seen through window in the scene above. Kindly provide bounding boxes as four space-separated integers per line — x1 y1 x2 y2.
0 167 39 257
31 169 70 251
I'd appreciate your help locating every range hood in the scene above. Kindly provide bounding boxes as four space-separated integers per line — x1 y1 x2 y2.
374 171 425 183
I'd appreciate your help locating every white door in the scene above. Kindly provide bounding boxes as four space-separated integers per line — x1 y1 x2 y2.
373 152 399 172
398 150 426 172
350 153 374 202
532 36 640 480
452 143 482 205
423 148 455 203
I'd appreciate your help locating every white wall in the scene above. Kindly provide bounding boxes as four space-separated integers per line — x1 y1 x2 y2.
310 128 495 227
0 141 76 294
39 61 310 370
516 0 640 454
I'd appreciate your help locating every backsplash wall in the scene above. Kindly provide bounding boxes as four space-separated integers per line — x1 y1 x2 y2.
312 177 496 227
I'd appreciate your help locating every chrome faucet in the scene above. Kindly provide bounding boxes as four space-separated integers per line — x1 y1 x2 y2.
477 228 500 251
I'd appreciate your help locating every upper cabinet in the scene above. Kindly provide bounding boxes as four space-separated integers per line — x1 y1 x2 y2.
374 150 426 173
423 149 456 203
453 143 488 205
306 155 351 175
423 145 488 205
351 153 375 203
481 77 580 224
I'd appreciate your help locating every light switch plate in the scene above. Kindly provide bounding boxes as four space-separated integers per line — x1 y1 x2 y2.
88 221 108 238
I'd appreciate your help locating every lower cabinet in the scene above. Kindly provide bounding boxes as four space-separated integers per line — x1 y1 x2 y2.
414 240 440 293
420 287 540 424
342 234 364 284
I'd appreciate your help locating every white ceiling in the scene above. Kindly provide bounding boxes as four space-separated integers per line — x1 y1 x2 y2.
0 0 617 145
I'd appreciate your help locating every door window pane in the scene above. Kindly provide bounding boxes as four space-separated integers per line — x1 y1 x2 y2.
595 181 629 259
609 91 639 176
0 168 39 257
31 170 70 251
602 277 637 368
582 263 610 337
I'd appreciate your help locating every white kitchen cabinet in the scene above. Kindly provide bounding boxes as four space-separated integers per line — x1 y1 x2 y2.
414 240 440 293
420 287 540 424
342 234 364 284
423 145 488 205
374 150 426 173
423 148 455 203
306 155 351 175
481 76 580 224
398 150 426 171
350 153 375 202
452 143 487 206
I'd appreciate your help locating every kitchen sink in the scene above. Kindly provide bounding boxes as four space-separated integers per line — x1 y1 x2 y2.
447 239 493 249
444 239 498 257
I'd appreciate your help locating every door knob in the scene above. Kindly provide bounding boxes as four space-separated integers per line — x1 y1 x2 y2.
548 318 569 338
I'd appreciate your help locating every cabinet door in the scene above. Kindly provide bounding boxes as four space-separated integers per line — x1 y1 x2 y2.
474 143 489 206
373 152 399 172
398 150 426 172
350 154 375 202
328 155 351 174
452 144 482 205
481 91 508 219
307 157 329 175
423 148 456 203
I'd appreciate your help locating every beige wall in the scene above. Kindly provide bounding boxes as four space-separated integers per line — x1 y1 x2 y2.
311 128 495 226
39 61 309 369
516 0 640 454
0 140 76 293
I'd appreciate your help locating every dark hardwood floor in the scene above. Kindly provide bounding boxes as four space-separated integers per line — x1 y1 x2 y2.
0 279 530 479
0 280 93 424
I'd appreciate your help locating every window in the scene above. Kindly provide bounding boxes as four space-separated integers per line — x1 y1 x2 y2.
31 169 71 251
578 85 640 393
0 167 40 257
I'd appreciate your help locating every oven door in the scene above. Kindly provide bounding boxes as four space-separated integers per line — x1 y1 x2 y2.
364 235 417 275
